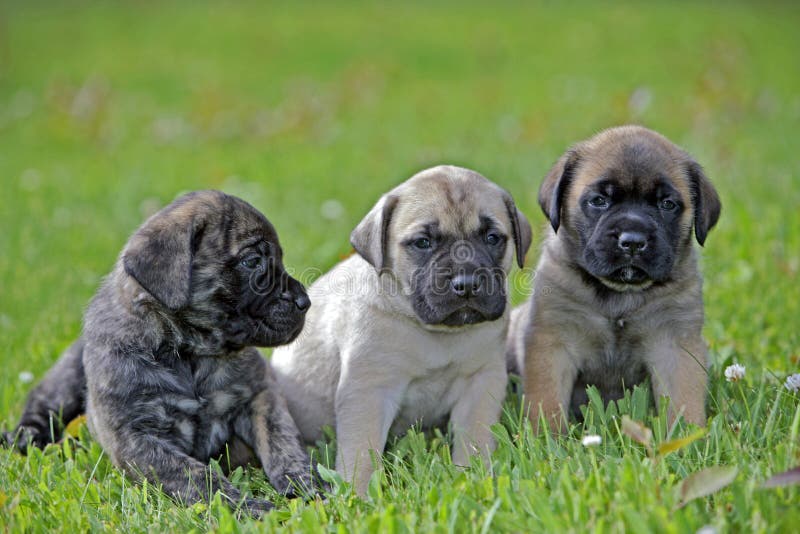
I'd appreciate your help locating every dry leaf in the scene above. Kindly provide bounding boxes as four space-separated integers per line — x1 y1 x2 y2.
621 415 653 448
762 467 800 489
679 466 738 507
65 414 87 439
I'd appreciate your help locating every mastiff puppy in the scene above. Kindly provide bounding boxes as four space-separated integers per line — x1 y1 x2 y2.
4 191 314 514
507 126 721 433
271 165 531 495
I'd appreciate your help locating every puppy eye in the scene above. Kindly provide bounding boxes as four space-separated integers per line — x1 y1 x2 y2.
485 232 502 246
412 237 432 250
660 199 677 211
588 195 609 209
241 256 261 269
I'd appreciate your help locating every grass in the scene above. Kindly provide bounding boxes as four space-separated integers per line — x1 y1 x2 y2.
1 1 799 531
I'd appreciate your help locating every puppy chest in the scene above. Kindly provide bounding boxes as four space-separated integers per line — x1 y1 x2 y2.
392 368 469 432
166 360 257 460
571 324 650 404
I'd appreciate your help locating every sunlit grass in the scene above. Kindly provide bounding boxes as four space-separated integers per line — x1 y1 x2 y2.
1 1 799 531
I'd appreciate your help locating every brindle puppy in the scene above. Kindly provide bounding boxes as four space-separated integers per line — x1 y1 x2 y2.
507 126 721 432
4 191 314 515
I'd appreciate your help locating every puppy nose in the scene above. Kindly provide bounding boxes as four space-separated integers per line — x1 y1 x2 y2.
451 273 480 298
293 292 311 312
618 231 648 253
282 291 310 311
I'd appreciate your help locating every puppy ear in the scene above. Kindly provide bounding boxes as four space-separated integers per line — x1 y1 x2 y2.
503 193 533 268
686 161 721 246
123 206 203 311
350 194 399 272
538 149 580 233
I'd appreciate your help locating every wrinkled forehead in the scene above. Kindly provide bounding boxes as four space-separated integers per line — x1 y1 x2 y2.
224 199 279 252
392 172 509 237
183 195 279 256
574 137 692 201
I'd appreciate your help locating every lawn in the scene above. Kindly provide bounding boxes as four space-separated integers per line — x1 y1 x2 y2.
1 1 799 532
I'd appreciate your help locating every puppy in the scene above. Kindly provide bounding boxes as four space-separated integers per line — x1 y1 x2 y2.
272 165 531 495
507 126 721 432
4 191 314 514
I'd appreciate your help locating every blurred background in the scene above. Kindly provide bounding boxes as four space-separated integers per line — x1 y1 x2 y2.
1 1 798 414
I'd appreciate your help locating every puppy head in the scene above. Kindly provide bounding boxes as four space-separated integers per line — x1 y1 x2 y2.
122 190 309 350
351 165 531 327
539 125 721 291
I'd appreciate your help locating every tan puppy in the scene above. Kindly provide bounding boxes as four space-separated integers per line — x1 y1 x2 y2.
507 126 721 432
272 165 531 495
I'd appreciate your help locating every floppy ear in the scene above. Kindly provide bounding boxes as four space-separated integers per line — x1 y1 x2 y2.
502 193 533 268
123 207 203 311
686 161 721 246
350 194 399 272
538 149 580 233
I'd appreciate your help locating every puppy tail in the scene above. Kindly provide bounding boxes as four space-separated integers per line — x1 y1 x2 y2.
3 338 87 452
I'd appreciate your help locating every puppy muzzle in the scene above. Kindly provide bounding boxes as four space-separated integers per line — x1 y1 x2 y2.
420 268 507 326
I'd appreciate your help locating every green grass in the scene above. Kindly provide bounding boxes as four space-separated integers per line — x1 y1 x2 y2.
2 1 799 531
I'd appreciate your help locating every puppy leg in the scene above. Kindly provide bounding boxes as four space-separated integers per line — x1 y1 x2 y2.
120 434 273 516
523 333 577 434
449 362 507 466
234 388 314 497
335 383 404 496
647 335 708 426
4 339 86 451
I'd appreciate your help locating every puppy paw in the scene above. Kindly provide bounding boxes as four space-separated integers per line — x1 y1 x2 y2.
0 429 16 448
1 426 47 453
270 468 320 499
240 497 274 519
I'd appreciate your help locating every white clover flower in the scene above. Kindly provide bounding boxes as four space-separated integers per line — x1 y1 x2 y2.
18 371 34 384
320 199 345 220
724 364 746 382
581 434 602 447
784 373 800 393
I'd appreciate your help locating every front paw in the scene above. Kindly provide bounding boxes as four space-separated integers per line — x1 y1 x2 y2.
270 468 323 498
240 497 274 519
1 425 49 453
1 429 16 448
